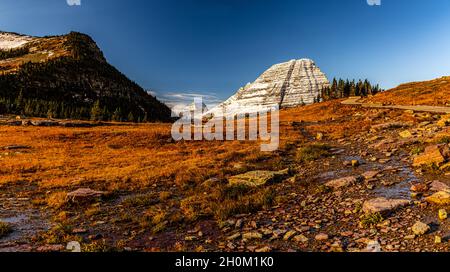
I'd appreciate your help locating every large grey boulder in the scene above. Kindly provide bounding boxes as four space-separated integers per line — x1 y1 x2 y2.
228 169 289 187
362 197 410 215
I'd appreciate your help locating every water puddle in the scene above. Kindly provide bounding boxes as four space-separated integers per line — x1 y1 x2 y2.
0 202 50 252
372 164 417 199
1 214 27 224
373 181 411 199
337 151 416 200
317 171 342 180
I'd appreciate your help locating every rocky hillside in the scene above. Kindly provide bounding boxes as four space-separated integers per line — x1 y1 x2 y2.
207 59 329 116
0 31 172 122
365 76 450 107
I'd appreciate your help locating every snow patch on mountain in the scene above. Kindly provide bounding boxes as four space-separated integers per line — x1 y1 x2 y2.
0 32 35 50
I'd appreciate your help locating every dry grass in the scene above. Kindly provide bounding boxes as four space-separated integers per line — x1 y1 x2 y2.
0 221 12 238
296 144 331 163
366 76 450 106
122 192 160 207
1 99 371 236
0 100 360 190
213 185 276 221
46 192 68 210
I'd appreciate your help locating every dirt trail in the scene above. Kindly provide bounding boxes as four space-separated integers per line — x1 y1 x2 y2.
342 97 450 114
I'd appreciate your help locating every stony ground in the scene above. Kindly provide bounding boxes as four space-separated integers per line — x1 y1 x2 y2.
2 103 450 252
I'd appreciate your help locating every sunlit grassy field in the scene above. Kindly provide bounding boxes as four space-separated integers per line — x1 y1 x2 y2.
0 100 363 191
365 76 450 106
1 100 376 250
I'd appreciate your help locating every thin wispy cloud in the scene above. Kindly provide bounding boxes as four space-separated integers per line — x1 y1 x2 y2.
149 91 223 114
67 0 81 6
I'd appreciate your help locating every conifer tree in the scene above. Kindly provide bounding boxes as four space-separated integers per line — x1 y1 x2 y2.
127 111 134 122
90 100 103 121
112 107 122 122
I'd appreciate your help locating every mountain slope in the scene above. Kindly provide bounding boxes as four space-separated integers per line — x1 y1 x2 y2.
0 31 172 122
365 76 450 107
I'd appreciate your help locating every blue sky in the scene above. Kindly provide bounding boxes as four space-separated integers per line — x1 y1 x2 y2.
1 0 450 107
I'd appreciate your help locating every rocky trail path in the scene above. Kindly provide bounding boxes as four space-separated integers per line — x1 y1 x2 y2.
180 108 450 252
211 143 420 252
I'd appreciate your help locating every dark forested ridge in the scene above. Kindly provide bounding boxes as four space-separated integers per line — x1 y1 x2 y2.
0 32 172 122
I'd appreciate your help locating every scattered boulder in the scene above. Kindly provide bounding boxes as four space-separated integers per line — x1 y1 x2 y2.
370 122 409 132
438 209 448 220
7 120 22 126
293 234 309 244
439 162 450 172
325 176 360 190
316 133 324 141
228 169 289 187
283 230 296 241
425 191 450 206
440 144 450 158
31 120 60 127
435 236 442 244
255 246 271 253
370 138 419 152
410 183 429 193
362 170 380 180
227 233 241 241
437 114 450 127
271 229 286 238
430 181 450 192
412 221 430 236
36 244 65 252
399 130 413 138
66 241 81 252
66 188 105 203
363 240 382 253
413 145 446 167
21 120 32 126
362 197 410 215
242 232 263 240
2 145 31 150
72 228 88 234
314 233 329 241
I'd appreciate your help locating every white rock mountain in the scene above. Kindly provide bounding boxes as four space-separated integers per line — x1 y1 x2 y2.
206 59 329 116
